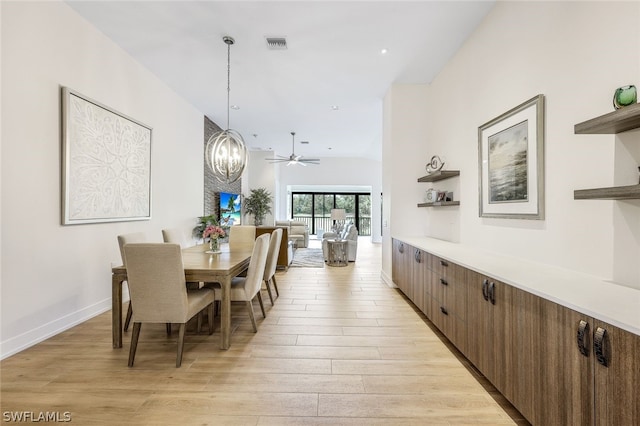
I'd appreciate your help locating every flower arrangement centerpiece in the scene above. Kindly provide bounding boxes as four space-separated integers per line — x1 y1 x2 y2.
203 224 226 252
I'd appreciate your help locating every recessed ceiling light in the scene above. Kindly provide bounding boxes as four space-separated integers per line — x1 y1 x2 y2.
331 105 339 111
230 105 240 110
380 48 388 55
328 147 332 150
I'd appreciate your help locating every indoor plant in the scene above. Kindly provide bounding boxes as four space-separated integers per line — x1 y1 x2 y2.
244 187 272 226
193 214 219 239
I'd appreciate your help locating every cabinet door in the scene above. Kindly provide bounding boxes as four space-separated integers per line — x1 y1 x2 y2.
411 249 425 312
392 240 411 295
500 285 539 423
534 300 594 426
465 270 494 376
593 320 640 425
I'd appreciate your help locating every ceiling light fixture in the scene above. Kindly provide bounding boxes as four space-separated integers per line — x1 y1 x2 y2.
331 105 339 110
266 132 320 166
205 36 247 183
380 48 388 55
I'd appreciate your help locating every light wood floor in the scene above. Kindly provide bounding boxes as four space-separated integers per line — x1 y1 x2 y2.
1 238 529 425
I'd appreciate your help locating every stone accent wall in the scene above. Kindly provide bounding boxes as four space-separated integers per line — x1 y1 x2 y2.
204 116 242 218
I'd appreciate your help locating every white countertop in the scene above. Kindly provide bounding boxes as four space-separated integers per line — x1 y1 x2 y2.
395 236 640 336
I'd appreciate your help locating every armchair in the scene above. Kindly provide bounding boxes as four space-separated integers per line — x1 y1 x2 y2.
322 222 358 262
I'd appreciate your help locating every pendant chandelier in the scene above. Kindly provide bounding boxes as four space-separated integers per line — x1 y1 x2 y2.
206 36 247 184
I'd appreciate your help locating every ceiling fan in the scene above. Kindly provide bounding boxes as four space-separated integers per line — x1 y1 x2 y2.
267 132 320 166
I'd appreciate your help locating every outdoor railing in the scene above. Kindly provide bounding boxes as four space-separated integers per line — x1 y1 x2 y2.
292 215 371 236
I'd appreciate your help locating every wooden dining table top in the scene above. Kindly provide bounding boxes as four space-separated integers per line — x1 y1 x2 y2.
111 242 254 275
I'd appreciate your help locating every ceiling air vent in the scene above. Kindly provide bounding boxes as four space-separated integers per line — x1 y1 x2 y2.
265 37 287 50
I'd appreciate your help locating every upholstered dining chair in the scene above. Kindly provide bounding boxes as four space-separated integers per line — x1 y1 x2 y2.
262 228 282 305
123 243 215 367
162 228 192 248
117 232 146 332
229 225 256 251
216 233 270 332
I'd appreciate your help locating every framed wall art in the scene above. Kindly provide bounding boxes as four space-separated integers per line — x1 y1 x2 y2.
61 87 152 225
478 94 545 219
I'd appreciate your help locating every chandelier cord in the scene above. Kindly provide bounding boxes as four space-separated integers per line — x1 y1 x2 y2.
226 39 231 130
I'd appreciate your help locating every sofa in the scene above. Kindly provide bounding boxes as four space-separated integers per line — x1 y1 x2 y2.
322 222 358 262
274 220 309 248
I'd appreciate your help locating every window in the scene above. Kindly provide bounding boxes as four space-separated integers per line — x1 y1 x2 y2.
291 192 371 236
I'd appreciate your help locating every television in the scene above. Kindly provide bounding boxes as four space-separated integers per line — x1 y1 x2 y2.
219 192 241 226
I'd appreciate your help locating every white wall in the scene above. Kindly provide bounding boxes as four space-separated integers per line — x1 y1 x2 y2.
244 151 277 226
381 84 430 281
384 1 640 289
274 157 383 242
1 2 204 358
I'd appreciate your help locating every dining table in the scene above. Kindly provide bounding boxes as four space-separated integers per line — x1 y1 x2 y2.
111 243 253 350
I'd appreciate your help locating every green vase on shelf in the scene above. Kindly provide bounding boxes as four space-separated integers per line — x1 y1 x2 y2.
613 85 637 110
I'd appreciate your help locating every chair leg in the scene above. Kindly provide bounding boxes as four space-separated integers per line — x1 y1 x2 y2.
176 323 186 368
124 301 133 332
246 300 258 332
256 291 266 318
166 323 172 336
208 303 214 335
264 279 275 305
272 275 279 297
197 312 203 334
128 322 141 367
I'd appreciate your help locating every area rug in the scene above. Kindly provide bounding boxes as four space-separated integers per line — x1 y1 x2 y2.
290 248 324 268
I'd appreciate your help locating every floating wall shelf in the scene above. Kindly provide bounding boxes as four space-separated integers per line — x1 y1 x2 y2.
574 184 640 200
417 201 461 208
574 103 640 134
574 104 640 200
417 170 460 183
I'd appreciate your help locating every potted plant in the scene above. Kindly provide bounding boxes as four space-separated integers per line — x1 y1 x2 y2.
193 214 219 240
244 188 272 226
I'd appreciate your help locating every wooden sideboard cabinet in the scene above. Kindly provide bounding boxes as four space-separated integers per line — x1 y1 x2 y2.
256 226 293 269
390 238 640 425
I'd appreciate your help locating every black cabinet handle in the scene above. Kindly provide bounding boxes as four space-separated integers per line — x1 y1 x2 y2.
414 249 421 263
577 320 590 357
594 327 608 367
440 306 448 315
399 243 404 254
440 260 448 267
482 279 489 301
439 278 448 286
489 282 496 305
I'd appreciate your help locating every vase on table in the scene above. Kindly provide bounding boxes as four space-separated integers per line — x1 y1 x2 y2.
209 238 219 252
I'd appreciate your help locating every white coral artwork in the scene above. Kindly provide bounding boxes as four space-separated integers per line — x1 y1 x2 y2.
63 89 151 224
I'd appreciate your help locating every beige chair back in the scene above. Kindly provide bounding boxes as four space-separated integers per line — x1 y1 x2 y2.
263 228 282 281
244 234 270 298
117 232 146 266
123 243 189 323
162 228 191 248
229 225 256 250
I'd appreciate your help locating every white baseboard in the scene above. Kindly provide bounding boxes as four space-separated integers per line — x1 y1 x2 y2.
0 298 112 360
380 270 396 288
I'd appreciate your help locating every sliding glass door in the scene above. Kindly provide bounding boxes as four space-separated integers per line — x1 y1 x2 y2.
291 192 371 236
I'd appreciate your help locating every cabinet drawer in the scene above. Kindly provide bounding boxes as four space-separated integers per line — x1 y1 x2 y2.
429 255 451 276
